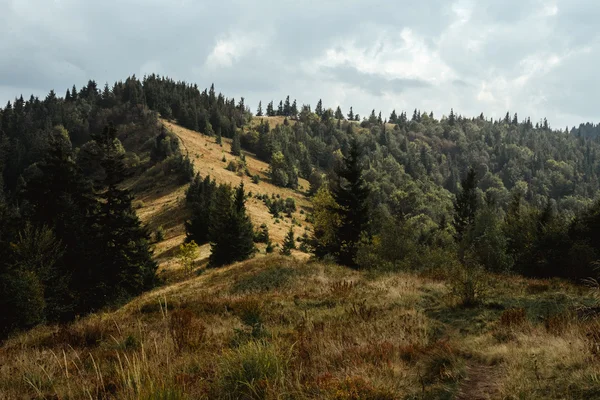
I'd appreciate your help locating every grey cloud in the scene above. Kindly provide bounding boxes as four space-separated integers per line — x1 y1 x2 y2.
1 0 600 128
323 63 431 96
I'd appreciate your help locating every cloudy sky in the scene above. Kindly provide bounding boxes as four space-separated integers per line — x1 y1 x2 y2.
1 0 598 128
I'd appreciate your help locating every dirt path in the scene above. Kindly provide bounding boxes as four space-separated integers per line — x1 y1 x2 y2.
456 362 501 400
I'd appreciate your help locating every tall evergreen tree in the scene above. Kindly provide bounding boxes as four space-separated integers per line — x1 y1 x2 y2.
315 99 323 117
453 167 479 246
231 130 241 156
266 101 274 117
209 183 255 267
216 126 223 146
283 96 291 117
347 107 354 121
330 137 370 267
89 124 157 308
256 101 263 117
335 106 344 120
185 174 217 244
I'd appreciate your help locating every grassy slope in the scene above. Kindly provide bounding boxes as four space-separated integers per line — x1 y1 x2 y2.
2 118 600 399
132 117 312 272
1 254 599 399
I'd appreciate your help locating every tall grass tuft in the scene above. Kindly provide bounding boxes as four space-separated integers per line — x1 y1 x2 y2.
217 340 288 399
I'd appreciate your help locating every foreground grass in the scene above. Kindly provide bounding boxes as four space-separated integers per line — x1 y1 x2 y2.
1 256 599 399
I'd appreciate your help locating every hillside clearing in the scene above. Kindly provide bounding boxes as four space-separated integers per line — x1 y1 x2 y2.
133 119 313 271
1 256 598 399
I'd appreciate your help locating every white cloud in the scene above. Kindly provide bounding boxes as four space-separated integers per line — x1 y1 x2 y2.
310 28 456 85
205 32 267 69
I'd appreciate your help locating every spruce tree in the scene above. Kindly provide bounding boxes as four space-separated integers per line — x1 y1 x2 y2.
330 137 370 267
453 167 479 246
231 130 241 156
266 101 274 117
291 100 298 118
281 226 295 256
256 101 263 117
185 174 217 244
315 99 323 117
277 101 284 116
283 96 291 116
90 124 157 307
21 126 96 320
389 109 398 123
347 106 354 121
216 126 222 146
209 183 255 267
335 106 344 120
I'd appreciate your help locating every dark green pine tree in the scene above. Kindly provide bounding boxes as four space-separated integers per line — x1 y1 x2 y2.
90 124 157 309
389 109 398 123
449 108 456 126
266 101 275 117
334 106 344 120
21 126 97 320
347 107 354 121
256 101 263 117
277 101 284 116
283 96 291 116
291 100 298 118
315 99 323 117
216 126 223 146
185 174 217 244
231 130 241 156
209 183 255 267
331 137 370 267
71 85 78 101
453 167 479 246
369 109 377 124
281 226 296 256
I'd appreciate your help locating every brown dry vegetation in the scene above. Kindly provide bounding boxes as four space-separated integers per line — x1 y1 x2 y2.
2 254 600 399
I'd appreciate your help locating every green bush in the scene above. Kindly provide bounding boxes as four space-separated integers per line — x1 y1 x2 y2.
155 225 165 242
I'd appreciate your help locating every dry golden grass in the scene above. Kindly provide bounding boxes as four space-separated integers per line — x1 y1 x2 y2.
132 119 312 271
2 255 599 399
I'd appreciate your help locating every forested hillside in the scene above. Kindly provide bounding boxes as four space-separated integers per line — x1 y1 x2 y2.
4 74 600 340
0 76 247 338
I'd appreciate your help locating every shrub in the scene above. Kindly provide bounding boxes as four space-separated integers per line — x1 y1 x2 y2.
178 240 199 275
420 341 463 385
169 309 205 352
252 174 260 184
217 341 287 400
448 256 489 307
499 308 527 328
254 224 270 244
155 225 165 242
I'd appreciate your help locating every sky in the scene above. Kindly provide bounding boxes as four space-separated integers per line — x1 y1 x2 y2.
0 0 599 129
